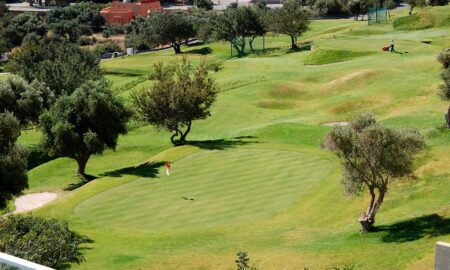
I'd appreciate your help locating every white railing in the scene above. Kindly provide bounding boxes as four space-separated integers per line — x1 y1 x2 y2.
0 252 54 270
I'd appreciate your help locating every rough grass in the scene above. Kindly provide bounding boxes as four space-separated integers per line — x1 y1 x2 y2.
394 13 435 30
14 5 450 270
304 49 374 65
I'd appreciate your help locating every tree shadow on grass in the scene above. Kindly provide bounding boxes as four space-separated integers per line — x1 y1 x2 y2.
375 214 450 243
64 174 98 191
188 137 259 150
27 149 55 170
101 161 166 178
186 47 213 55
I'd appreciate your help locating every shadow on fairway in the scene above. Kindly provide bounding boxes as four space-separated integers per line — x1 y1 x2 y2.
65 174 98 191
188 137 259 150
27 148 55 170
101 161 166 178
187 47 213 55
376 214 450 243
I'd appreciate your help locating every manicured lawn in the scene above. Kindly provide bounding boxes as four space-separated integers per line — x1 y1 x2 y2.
15 5 450 270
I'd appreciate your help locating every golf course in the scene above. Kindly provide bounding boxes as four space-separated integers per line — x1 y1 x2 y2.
13 5 450 270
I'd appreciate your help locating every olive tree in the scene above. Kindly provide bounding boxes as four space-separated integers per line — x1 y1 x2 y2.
0 76 53 126
405 0 426 15
0 113 28 208
132 58 217 146
8 36 102 97
125 12 196 54
4 12 47 47
211 6 267 55
323 113 425 232
267 0 311 49
40 80 130 176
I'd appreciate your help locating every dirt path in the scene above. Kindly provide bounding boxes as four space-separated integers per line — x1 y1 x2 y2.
321 121 349 127
14 193 58 214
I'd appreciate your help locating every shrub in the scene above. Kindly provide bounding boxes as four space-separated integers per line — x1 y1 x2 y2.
0 215 89 269
195 0 213 10
93 41 122 56
78 36 95 46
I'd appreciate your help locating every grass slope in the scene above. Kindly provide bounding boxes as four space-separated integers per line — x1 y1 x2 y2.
14 5 450 270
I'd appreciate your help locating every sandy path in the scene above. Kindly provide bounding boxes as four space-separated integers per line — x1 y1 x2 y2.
14 193 58 214
321 121 349 127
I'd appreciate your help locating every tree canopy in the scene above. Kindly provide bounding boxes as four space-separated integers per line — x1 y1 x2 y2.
0 215 88 268
39 80 130 176
132 58 217 146
8 37 102 97
268 0 311 49
323 113 425 232
47 2 105 41
211 6 267 55
0 76 53 126
4 12 47 47
0 113 28 208
125 12 196 54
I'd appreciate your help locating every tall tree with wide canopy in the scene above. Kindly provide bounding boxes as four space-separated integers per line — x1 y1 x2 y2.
0 76 53 127
267 0 311 49
323 113 425 232
211 6 266 55
39 81 130 176
0 112 28 208
125 11 196 54
8 36 102 97
132 58 217 146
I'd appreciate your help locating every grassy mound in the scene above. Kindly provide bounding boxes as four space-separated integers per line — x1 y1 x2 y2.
393 13 435 30
304 49 373 65
74 149 332 230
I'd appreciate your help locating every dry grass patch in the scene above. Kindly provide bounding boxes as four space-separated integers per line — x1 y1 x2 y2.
256 100 295 110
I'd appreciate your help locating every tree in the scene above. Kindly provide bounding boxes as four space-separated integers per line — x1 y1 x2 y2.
39 80 130 176
0 113 28 208
195 0 213 10
47 2 105 42
125 12 196 54
0 215 88 268
405 0 426 15
4 12 47 47
268 0 311 49
347 0 373 20
323 113 425 232
132 58 217 146
313 0 349 16
8 36 102 97
212 6 267 55
0 76 54 126
438 49 450 100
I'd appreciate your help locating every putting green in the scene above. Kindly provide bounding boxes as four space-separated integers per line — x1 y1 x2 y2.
75 149 333 230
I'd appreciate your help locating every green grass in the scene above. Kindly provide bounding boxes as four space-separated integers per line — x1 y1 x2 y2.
12 5 450 270
304 49 374 65
75 149 332 230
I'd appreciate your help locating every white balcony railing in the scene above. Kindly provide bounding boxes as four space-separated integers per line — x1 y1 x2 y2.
0 252 54 270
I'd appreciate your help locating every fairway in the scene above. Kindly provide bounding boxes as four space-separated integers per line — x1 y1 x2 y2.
15 4 450 269
75 149 333 230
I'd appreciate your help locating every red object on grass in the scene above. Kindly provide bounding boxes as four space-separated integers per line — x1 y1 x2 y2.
166 161 171 169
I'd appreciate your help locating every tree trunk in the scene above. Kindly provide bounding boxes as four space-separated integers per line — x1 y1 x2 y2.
173 44 181 54
359 186 386 233
290 36 298 50
249 37 255 52
76 156 90 177
170 122 192 146
409 6 414 15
